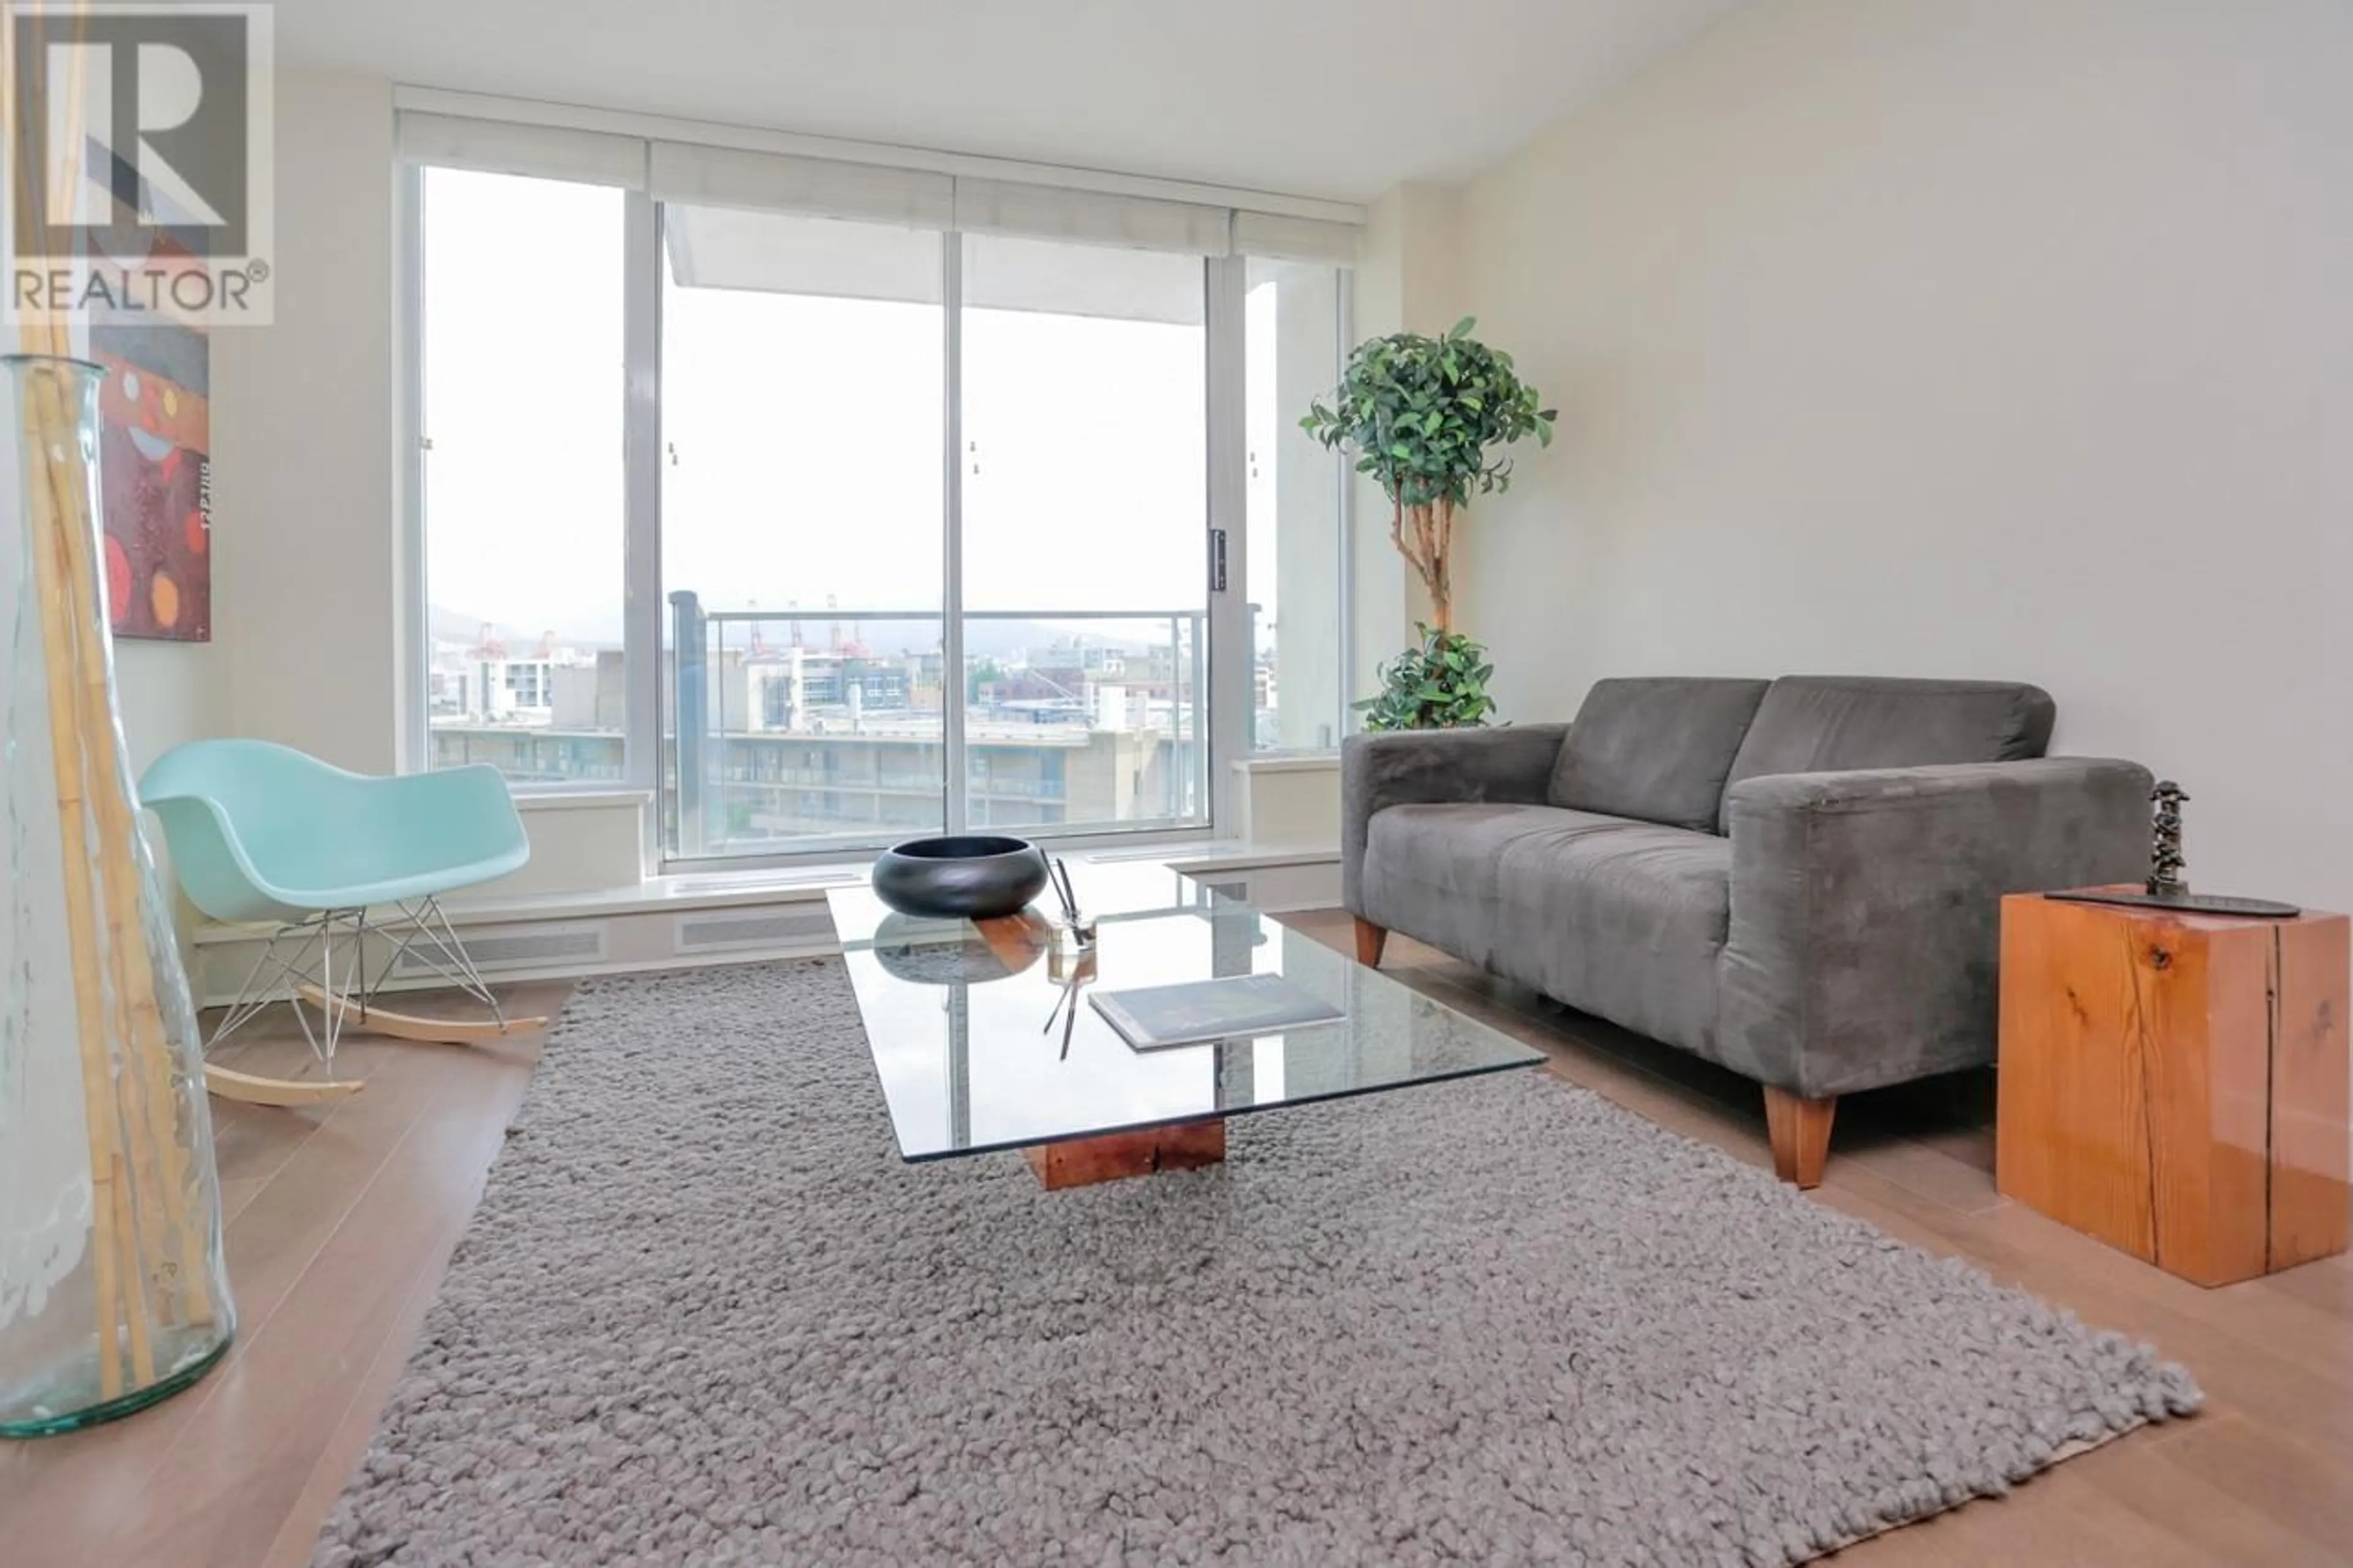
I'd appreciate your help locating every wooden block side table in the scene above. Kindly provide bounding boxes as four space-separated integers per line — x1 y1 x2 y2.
1996 890 2349 1286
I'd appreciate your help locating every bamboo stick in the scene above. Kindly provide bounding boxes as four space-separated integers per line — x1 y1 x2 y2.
42 355 211 1329
29 360 170 1320
104 953 196 1330
10 0 164 1396
36 348 212 1341
20 362 131 1401
53 0 215 1331
39 10 186 1345
110 1155 153 1386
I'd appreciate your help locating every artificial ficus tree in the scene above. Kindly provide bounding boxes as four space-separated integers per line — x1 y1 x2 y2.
1355 623 1498 733
1300 317 1555 632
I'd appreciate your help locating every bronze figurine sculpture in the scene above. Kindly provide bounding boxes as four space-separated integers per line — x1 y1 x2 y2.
2147 780 2189 896
2048 776 2298 919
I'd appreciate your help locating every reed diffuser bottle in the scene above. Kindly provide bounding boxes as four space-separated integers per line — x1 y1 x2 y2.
0 352 236 1435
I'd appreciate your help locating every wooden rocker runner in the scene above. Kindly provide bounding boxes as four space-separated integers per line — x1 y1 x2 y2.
140 741 550 1103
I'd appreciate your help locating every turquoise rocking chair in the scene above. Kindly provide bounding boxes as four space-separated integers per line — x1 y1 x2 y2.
141 740 542 1068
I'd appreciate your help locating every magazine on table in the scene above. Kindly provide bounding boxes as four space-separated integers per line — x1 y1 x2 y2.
1088 973 1343 1051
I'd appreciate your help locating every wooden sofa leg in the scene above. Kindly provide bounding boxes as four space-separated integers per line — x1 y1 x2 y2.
1764 1086 1837 1189
1353 917 1389 967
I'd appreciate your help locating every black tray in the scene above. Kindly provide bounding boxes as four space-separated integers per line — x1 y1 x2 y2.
2045 888 2301 919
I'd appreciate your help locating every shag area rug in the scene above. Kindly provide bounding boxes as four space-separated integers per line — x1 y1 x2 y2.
316 961 2198 1567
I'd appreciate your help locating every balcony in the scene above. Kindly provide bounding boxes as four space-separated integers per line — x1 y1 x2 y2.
667 597 1206 860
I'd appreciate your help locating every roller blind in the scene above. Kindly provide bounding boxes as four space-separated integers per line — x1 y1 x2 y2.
648 142 954 230
395 112 646 189
1230 210 1360 267
953 178 1232 258
398 112 1360 265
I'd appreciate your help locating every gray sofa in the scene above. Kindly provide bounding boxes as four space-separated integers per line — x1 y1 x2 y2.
1341 675 2149 1186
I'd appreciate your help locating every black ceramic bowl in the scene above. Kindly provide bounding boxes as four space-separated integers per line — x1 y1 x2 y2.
870 835 1050 920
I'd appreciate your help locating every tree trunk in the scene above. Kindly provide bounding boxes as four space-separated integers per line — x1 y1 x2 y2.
1432 496 1456 631
1399 500 1453 632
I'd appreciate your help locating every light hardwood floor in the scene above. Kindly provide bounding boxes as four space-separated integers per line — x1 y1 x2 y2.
0 983 568 1568
6 928 2351 1566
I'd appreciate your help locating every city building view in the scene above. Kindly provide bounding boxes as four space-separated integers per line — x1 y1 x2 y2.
426 602 1223 854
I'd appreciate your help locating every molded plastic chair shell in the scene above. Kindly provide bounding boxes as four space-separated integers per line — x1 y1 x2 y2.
140 740 531 926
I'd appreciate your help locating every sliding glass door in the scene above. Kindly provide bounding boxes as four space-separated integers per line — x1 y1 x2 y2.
659 205 946 858
1245 258 1347 752
657 213 1215 861
959 235 1210 836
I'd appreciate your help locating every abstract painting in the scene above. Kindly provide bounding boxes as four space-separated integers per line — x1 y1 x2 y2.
89 321 211 642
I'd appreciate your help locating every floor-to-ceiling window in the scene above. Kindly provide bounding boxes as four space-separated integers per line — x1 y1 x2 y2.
960 233 1210 836
659 205 947 857
416 167 627 787
404 117 1355 864
1244 257 1347 752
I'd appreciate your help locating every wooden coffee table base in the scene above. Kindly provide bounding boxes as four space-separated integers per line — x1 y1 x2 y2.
1023 1119 1226 1189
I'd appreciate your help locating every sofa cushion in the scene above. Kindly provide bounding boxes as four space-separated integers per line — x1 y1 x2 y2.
1357 803 1649 979
1547 677 1771 833
1359 803 1643 934
1499 823 1730 1055
1718 676 2056 831
1357 801 1728 1055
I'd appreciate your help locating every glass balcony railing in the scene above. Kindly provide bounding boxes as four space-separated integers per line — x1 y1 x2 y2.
665 594 1208 860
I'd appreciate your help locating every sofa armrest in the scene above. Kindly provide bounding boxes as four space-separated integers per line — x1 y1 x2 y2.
1716 757 2152 1098
1341 726 1567 913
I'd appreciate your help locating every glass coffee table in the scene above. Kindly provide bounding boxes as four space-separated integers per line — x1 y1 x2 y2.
827 860 1545 1189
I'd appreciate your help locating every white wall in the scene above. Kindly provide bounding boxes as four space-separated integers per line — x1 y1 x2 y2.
115 644 225 779
1352 183 1468 687
116 642 229 942
115 67 398 776
1457 0 2353 912
102 69 400 951
210 68 400 773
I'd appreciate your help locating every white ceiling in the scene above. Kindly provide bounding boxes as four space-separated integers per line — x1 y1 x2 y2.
268 0 1749 203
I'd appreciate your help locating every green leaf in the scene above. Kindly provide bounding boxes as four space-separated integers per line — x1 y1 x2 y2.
1302 323 1553 599
1352 629 1501 732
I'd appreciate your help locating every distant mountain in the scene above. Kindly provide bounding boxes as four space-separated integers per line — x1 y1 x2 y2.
428 603 621 650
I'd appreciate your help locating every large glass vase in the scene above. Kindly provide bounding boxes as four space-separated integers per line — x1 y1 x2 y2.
0 352 235 1434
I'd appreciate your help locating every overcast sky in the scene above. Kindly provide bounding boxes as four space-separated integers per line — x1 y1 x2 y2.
422 170 1293 654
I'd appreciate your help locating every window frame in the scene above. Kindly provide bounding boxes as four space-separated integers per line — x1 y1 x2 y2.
1239 256 1355 755
399 159 1353 866
398 164 657 802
